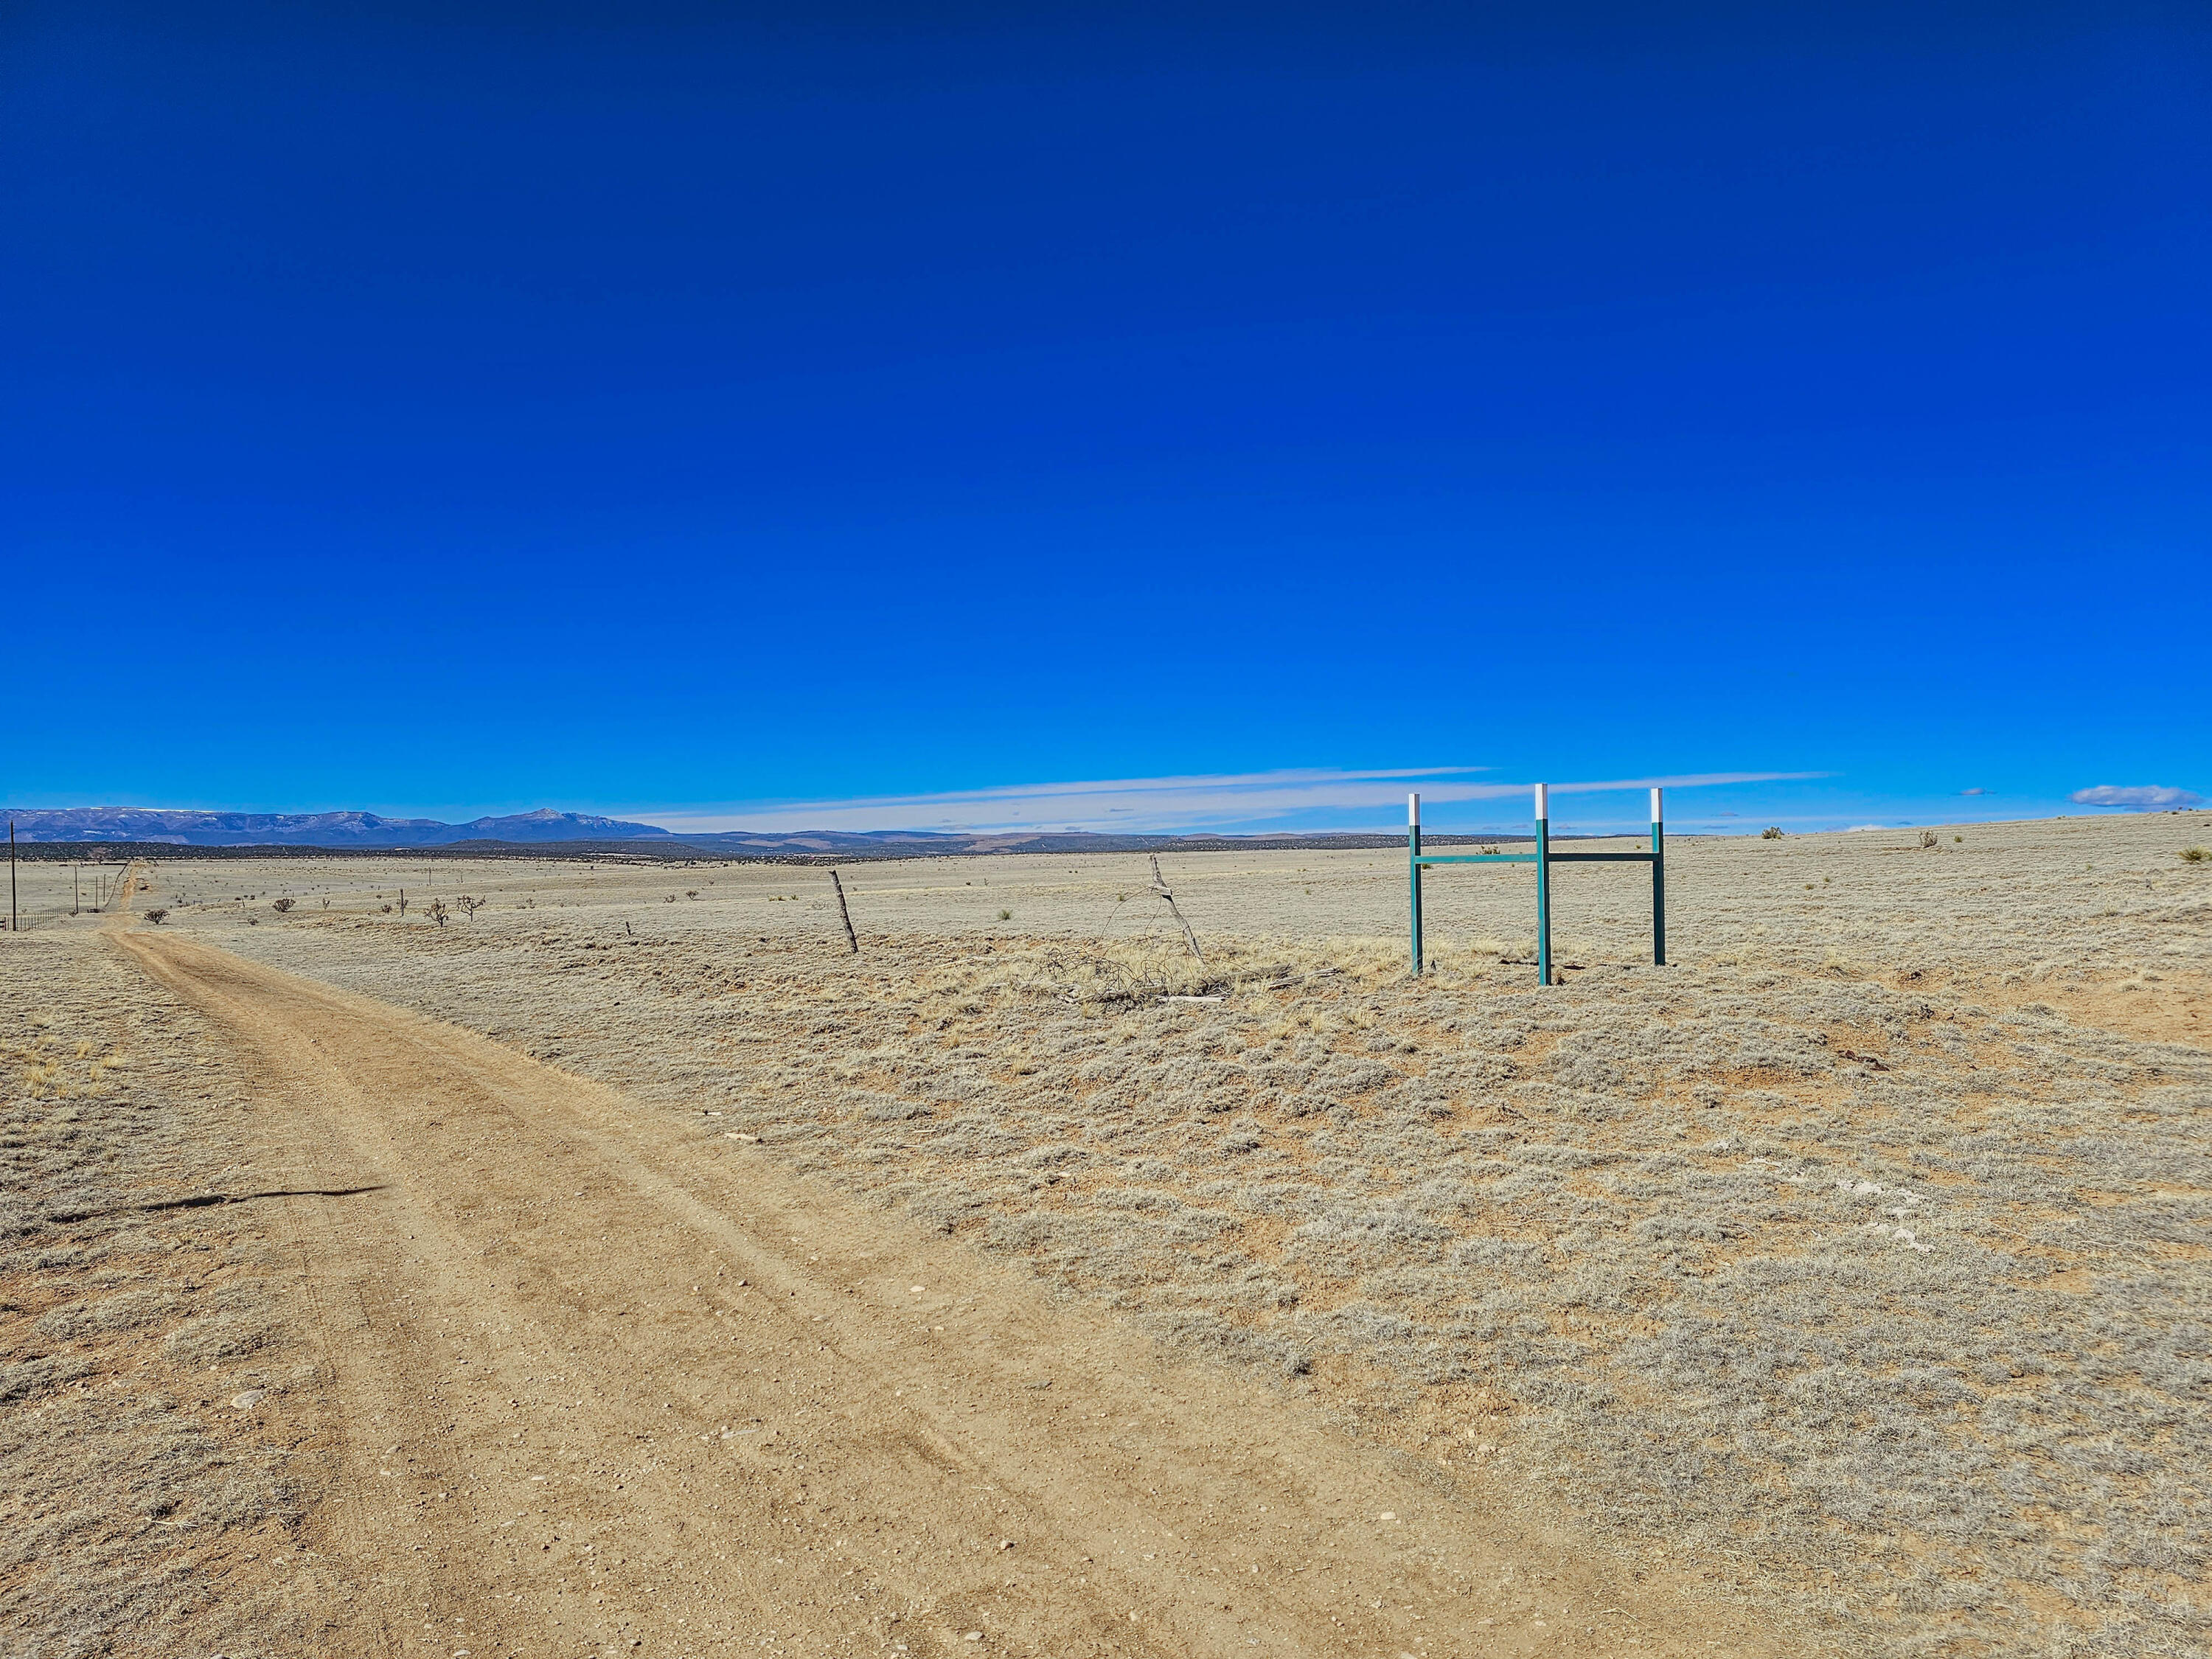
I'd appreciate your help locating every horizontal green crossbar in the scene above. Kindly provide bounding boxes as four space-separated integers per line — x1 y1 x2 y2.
1413 850 1656 866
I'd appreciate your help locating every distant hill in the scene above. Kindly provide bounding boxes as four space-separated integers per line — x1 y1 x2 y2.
1 807 674 846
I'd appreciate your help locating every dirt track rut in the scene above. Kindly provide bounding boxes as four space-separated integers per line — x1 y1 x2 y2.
114 928 1789 1658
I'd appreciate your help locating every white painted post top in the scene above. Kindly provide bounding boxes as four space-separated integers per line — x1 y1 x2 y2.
1408 792 1420 827
1534 782 1548 821
1651 786 1663 822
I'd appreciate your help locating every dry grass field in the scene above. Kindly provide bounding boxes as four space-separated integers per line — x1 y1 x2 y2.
0 884 342 1658
5 813 2208 1657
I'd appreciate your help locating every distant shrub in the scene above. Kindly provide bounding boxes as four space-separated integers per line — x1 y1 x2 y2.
380 903 392 914
457 894 486 919
998 909 1012 922
1920 830 1940 849
271 897 294 913
1953 835 1964 844
426 899 449 928
144 908 168 925
2183 846 2210 863
1761 826 1783 840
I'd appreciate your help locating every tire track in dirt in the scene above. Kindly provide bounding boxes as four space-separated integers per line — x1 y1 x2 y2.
114 928 1798 1658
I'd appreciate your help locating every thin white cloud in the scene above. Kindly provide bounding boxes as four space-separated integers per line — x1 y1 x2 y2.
640 766 1827 835
2069 784 2203 810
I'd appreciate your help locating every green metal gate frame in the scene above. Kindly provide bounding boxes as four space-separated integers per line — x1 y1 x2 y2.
1410 784 1666 984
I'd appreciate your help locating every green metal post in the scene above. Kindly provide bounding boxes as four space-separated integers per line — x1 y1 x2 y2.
1408 792 1423 975
1533 783 1552 987
1650 786 1666 967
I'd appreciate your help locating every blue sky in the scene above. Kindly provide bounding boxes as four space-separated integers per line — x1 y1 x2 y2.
5 3 2205 836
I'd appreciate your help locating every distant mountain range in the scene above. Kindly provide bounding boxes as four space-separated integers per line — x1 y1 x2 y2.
0 807 1507 858
1 807 675 846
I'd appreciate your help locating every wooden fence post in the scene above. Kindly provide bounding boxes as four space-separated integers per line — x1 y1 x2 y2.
830 869 859 955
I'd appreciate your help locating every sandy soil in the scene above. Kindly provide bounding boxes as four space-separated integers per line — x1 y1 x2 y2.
6 812 2210 1657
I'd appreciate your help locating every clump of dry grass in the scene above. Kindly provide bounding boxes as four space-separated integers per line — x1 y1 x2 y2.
7 1034 132 1102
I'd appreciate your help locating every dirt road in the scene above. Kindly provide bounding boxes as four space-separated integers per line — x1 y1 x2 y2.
114 928 1791 1658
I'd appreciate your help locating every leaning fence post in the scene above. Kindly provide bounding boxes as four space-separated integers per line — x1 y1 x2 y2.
1534 782 1552 987
829 869 860 955
1408 792 1423 975
1650 786 1666 967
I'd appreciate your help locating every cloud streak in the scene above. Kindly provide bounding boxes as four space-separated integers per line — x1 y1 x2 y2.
2070 784 2203 810
642 767 1827 835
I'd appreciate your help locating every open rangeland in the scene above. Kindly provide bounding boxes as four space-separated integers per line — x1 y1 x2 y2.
4 813 2208 1658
